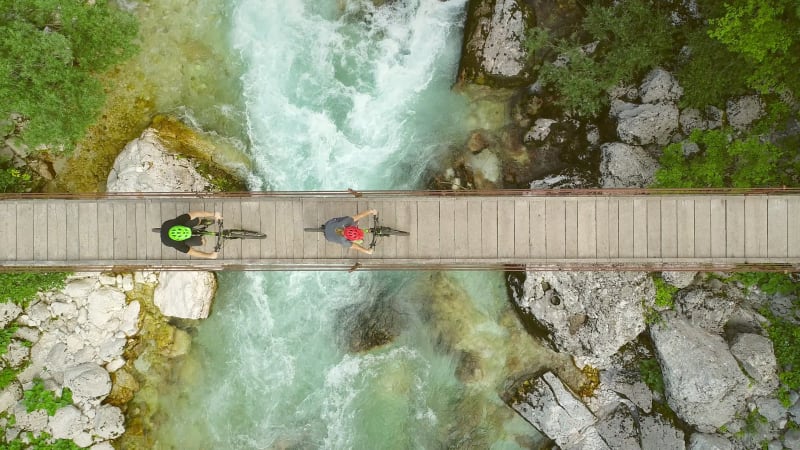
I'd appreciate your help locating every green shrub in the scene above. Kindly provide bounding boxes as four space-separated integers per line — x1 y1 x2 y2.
0 272 69 308
23 379 73 416
654 129 788 188
0 366 20 390
5 431 81 450
0 0 138 149
0 167 34 193
639 358 665 394
0 324 18 356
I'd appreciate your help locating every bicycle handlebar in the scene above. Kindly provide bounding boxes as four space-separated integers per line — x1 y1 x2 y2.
214 219 224 252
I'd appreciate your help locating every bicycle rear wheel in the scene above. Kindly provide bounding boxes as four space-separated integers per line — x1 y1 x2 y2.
374 227 409 236
304 227 325 232
223 229 267 239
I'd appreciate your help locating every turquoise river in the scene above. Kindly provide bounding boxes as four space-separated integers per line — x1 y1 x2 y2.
151 1 560 448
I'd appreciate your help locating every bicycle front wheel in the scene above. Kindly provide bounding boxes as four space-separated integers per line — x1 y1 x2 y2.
374 227 409 236
223 229 267 239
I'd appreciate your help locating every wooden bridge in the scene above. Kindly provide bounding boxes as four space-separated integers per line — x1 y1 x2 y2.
1 190 799 272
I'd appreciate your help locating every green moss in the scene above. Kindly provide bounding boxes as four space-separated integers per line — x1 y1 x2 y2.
638 358 665 395
23 379 73 416
653 277 679 309
0 273 69 308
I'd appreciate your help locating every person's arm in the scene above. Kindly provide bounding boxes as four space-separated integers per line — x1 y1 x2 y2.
351 209 377 222
187 248 219 259
350 242 373 255
187 211 223 221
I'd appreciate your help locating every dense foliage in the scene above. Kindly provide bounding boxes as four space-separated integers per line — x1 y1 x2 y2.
530 0 675 117
23 379 73 416
0 0 138 149
0 272 69 308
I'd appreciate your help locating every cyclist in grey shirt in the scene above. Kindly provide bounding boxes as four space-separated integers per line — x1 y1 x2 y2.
323 209 377 255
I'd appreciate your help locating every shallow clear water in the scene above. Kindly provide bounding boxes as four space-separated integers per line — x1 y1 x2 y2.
153 1 547 448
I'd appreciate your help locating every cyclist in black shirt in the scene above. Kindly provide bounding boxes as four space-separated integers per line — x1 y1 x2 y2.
160 211 222 259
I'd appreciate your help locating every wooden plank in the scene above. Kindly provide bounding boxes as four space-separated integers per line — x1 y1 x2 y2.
467 198 482 258
709 197 725 258
513 200 529 258
481 199 498 258
744 196 768 258
124 202 138 260
274 200 293 259
417 200 440 259
439 198 455 260
545 198 565 259
676 198 695 258
725 197 745 258
660 198 677 258
608 198 619 258
33 202 48 261
577 198 596 258
695 197 711 258
395 200 418 258
158 202 178 261
66 202 79 260
0 202 16 260
113 202 127 260
595 197 609 259
564 198 578 258
16 202 34 261
223 200 243 259
241 200 262 259
134 202 147 260
767 197 788 258
633 198 647 258
260 200 277 258
94 202 113 260
497 199 516 258
145 200 162 261
78 202 98 260
647 198 661 258
47 201 67 261
530 198 546 258
618 198 634 258
301 199 320 259
453 199 469 258
789 197 800 258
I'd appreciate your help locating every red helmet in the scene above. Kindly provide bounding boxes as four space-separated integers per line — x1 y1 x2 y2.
343 225 364 241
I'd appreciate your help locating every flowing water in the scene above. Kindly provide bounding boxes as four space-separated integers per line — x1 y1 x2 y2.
152 1 561 448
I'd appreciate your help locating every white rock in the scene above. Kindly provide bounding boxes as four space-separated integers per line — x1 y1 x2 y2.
63 363 112 399
726 95 765 131
98 274 117 286
154 271 216 319
50 301 78 318
119 301 141 336
48 405 85 440
121 274 135 292
729 333 779 395
651 313 749 432
3 340 30 367
617 103 680 146
93 405 125 439
600 142 658 188
106 129 211 192
640 68 683 104
13 402 49 431
86 287 127 328
63 278 98 298
0 381 22 414
105 358 125 373
0 301 22 328
91 442 116 450
97 338 126 362
525 118 557 142
74 431 94 448
662 271 697 288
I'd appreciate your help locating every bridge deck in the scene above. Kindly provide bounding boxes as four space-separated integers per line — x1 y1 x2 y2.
1 191 799 271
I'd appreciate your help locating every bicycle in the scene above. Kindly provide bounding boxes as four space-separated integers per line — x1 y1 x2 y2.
304 215 409 249
152 219 266 251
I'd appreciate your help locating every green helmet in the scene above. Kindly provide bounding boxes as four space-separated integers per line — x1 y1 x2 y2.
168 225 192 241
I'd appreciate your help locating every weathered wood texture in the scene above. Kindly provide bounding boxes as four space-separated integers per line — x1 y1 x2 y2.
2 193 799 271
